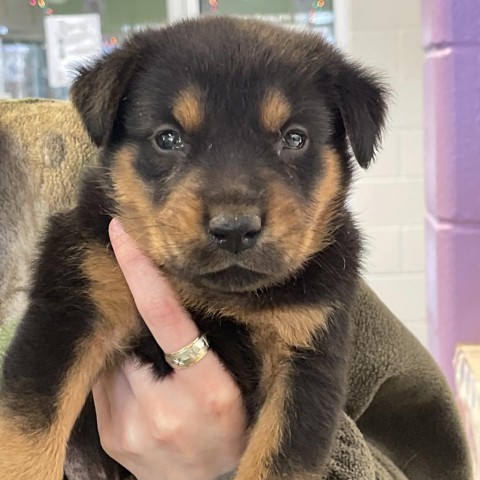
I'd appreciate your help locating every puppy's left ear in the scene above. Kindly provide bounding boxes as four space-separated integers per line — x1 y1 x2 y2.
70 44 139 147
335 61 389 168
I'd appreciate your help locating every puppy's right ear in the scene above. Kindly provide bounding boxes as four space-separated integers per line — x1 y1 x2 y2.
70 46 138 147
334 61 389 169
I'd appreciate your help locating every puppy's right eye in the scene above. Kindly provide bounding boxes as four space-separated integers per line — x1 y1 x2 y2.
153 130 184 151
283 130 307 149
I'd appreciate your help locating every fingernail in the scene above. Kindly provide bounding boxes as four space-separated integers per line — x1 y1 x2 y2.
109 218 125 237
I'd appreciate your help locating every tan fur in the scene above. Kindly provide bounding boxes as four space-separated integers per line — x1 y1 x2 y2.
233 305 331 480
112 146 204 264
172 85 204 134
82 244 140 354
0 414 64 480
246 304 331 349
0 246 140 480
300 148 343 258
152 170 204 257
112 145 341 318
248 306 331 435
260 88 291 133
261 148 342 274
235 359 291 480
263 177 307 266
111 146 157 254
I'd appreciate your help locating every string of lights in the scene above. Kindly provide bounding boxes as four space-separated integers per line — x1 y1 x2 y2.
208 1 326 16
28 1 327 24
29 0 55 16
310 0 326 24
209 0 218 13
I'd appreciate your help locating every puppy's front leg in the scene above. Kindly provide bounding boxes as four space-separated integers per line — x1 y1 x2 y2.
235 311 349 480
0 231 138 480
233 356 291 480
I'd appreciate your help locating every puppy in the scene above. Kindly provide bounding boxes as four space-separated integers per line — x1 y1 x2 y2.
0 16 387 480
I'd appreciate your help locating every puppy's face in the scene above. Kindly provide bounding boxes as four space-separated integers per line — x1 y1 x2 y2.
72 18 387 294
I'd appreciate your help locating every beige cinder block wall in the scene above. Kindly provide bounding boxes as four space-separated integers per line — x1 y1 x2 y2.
335 0 427 345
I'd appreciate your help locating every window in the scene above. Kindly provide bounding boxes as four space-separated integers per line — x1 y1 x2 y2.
0 0 335 99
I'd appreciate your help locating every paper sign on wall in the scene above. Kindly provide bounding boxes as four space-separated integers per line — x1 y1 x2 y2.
45 13 102 89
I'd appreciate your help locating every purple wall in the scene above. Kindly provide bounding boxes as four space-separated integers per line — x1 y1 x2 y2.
423 0 480 387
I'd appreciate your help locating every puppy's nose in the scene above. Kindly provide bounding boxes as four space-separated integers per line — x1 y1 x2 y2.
209 214 262 253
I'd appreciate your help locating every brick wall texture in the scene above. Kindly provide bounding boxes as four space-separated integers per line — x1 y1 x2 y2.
342 1 428 345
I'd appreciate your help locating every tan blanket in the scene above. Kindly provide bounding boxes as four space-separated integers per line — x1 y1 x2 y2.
0 99 472 479
0 99 96 326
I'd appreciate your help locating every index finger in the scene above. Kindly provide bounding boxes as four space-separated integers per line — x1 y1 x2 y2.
108 218 199 354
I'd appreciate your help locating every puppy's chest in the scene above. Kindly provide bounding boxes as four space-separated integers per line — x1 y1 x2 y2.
238 305 331 392
190 303 331 407
250 328 292 395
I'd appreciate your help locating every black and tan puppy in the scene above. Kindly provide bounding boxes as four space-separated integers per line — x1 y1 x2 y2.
0 17 387 480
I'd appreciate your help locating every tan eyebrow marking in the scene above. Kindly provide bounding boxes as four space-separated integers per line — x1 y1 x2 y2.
172 85 204 134
260 88 291 132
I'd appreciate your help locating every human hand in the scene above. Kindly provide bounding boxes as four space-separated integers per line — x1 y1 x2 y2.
92 219 247 480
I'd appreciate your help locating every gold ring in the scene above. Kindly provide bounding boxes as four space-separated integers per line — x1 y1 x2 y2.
164 334 210 369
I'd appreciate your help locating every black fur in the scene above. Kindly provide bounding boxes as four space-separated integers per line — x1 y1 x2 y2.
1 212 94 429
1 16 387 479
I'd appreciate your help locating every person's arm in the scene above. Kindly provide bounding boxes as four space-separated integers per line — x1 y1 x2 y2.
92 219 247 480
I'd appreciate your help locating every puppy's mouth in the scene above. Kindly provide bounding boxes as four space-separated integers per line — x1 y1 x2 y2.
194 265 269 293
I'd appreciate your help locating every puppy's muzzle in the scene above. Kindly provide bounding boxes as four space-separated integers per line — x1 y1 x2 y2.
208 213 262 254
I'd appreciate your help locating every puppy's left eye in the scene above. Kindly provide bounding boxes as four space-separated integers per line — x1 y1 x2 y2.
283 130 307 149
154 130 184 151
